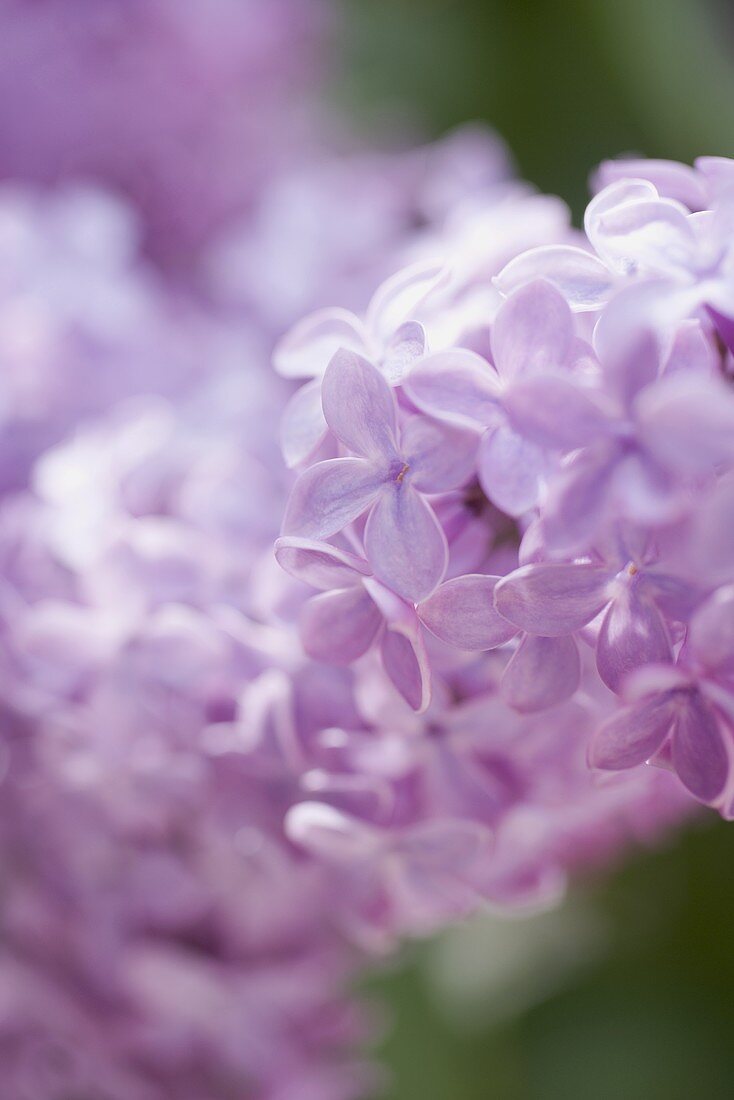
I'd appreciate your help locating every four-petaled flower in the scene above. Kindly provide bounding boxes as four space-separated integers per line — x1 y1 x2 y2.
283 350 476 602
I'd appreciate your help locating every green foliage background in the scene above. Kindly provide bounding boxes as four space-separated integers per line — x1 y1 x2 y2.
335 3 734 1095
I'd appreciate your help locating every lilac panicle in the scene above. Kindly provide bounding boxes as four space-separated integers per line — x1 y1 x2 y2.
0 8 717 1089
278 150 734 829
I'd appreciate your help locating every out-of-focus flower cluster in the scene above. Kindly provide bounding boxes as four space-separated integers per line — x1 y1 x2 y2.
0 3 716 1097
0 0 327 270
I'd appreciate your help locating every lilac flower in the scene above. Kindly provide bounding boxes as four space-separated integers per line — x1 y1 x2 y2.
496 172 734 351
404 279 588 515
283 350 476 601
274 262 444 467
539 317 734 552
494 549 681 697
0 56 720 1097
287 800 493 943
274 536 432 712
591 586 734 812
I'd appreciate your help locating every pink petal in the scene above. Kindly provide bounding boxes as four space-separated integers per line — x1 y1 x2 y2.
401 415 477 493
279 378 328 468
478 423 544 516
404 350 501 429
300 587 382 665
590 696 674 770
501 633 580 713
364 486 448 603
671 694 729 803
274 536 371 591
273 307 367 379
494 562 611 635
417 574 518 650
321 349 399 460
494 244 615 311
282 457 383 539
596 586 672 694
490 279 575 380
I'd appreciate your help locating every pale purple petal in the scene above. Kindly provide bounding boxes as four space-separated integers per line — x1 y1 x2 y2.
641 573 702 623
494 244 615 311
282 457 383 539
588 195 695 275
279 378 328 468
689 586 734 677
585 179 659 234
636 374 734 476
611 451 682 526
593 296 661 406
622 663 692 701
321 349 399 459
501 634 580 713
494 562 611 635
706 305 734 356
273 307 367 380
503 374 612 451
686 472 734 585
417 574 517 650
404 350 501 429
695 156 734 199
300 587 382 665
590 696 674 770
596 586 672 694
364 486 448 602
672 694 729 802
401 416 477 493
478 423 544 516
663 320 718 378
382 321 427 385
593 159 707 211
286 802 382 862
490 279 575 380
380 627 432 713
542 446 616 552
366 260 448 344
274 536 371 591
394 819 490 869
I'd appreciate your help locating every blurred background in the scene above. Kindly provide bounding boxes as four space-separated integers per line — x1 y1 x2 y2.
336 1 734 1096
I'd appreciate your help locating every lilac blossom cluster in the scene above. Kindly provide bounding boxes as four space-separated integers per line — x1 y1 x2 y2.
0 5 720 1097
279 155 734 834
0 134 691 1096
